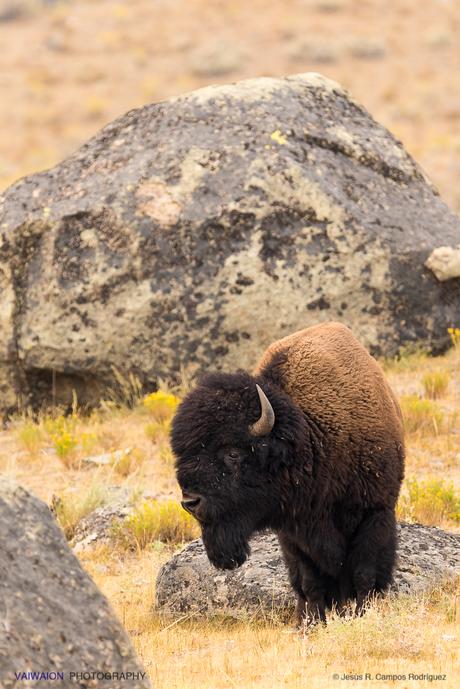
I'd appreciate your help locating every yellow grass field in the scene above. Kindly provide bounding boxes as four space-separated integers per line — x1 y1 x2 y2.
1 345 459 689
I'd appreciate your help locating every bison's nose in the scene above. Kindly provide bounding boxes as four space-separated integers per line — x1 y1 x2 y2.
181 492 202 514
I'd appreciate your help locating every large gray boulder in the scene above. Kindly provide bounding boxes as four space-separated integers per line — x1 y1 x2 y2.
1 73 460 411
155 524 460 618
0 477 151 689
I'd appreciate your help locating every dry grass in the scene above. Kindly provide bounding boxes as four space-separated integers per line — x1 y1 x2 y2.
399 394 446 435
422 369 451 399
52 475 110 539
15 417 45 457
382 344 429 374
397 477 460 526
1 400 178 508
80 546 460 689
145 419 172 444
383 344 460 491
111 447 146 477
114 499 199 551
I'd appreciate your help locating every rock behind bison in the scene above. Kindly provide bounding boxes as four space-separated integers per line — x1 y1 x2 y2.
171 322 405 624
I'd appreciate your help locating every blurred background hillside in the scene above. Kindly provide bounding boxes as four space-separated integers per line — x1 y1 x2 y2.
1 0 459 212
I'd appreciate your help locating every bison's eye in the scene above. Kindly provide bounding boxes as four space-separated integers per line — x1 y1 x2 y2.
222 448 242 468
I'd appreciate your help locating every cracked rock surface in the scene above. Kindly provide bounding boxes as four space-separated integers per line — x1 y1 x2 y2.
0 477 151 689
1 73 460 411
155 524 460 618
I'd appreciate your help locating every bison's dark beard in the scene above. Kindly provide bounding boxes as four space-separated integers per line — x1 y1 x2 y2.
201 521 251 570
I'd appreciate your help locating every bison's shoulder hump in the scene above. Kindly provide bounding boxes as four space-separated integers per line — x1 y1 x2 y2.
255 321 360 376
254 322 403 439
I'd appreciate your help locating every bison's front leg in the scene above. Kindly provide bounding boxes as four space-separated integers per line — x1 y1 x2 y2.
347 507 397 612
278 533 329 627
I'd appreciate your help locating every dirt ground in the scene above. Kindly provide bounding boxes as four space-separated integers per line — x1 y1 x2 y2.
1 0 459 213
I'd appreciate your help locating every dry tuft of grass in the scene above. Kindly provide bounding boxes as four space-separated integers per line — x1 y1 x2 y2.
422 369 451 399
114 499 199 551
106 367 145 408
399 394 445 435
397 476 460 526
448 327 460 350
15 417 45 457
158 445 175 467
52 477 110 540
111 447 146 477
382 344 429 373
145 419 172 444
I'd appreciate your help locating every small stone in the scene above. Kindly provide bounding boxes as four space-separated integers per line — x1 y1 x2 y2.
70 496 134 550
45 31 68 52
190 42 244 77
347 37 387 60
82 447 132 466
425 245 460 281
288 38 340 64
314 0 347 12
426 29 453 49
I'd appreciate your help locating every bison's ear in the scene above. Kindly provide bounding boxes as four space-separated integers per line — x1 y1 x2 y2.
248 385 275 437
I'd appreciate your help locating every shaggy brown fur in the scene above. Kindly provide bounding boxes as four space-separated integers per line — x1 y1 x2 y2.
172 322 405 625
256 322 403 471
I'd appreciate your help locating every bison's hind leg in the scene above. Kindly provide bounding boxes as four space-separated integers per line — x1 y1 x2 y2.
347 507 397 613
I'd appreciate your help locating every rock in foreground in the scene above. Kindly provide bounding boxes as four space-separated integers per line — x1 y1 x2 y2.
0 477 151 689
1 73 460 411
155 524 460 618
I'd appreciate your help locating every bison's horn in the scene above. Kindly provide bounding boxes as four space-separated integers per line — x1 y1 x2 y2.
249 384 275 437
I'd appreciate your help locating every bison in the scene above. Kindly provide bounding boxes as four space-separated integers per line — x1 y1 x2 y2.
171 322 405 625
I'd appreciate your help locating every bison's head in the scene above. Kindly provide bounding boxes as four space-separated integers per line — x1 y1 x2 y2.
171 371 309 570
